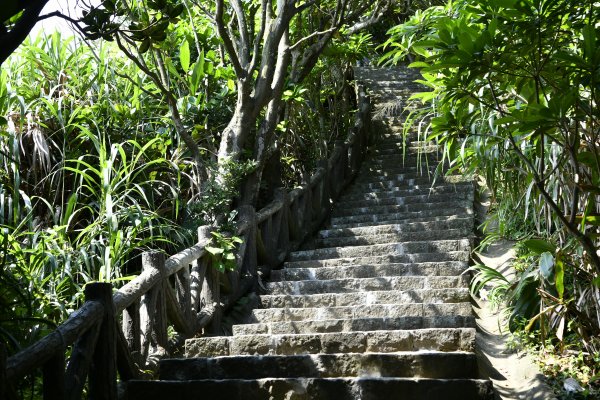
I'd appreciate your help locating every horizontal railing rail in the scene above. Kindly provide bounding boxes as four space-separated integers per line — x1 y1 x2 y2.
0 83 371 400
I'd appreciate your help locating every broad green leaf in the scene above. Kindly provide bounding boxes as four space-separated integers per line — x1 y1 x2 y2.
205 246 224 255
523 239 556 254
180 39 190 73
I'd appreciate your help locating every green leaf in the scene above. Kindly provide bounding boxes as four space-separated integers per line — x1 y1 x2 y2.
555 259 564 299
205 246 224 255
523 239 556 254
180 39 190 73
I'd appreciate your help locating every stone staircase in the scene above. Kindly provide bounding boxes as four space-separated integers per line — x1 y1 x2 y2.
125 66 494 399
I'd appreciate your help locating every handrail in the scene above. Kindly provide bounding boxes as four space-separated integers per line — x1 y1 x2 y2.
1 82 371 400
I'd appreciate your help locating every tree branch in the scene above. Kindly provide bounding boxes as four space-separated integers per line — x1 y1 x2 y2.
0 0 49 65
215 0 246 79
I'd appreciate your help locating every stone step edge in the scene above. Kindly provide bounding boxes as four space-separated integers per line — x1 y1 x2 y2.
185 328 477 357
259 288 471 308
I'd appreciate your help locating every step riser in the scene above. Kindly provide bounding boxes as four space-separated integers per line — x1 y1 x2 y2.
260 288 471 309
250 303 473 323
318 219 473 239
344 181 471 196
126 378 494 400
347 177 470 193
288 239 471 262
339 185 472 202
283 251 471 269
159 353 479 380
331 199 473 218
266 275 469 295
186 328 476 357
335 193 470 209
234 316 476 336
330 207 473 227
271 262 467 281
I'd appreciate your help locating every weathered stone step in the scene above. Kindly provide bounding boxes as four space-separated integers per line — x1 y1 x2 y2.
330 215 473 230
186 328 476 357
265 274 469 295
344 176 470 195
315 228 470 248
288 239 471 262
366 155 444 167
126 377 494 400
318 219 473 239
334 191 471 211
353 171 451 186
346 178 469 195
329 206 473 228
159 352 479 381
271 261 467 282
250 303 473 324
259 288 471 309
338 184 472 203
331 197 472 218
233 315 476 336
283 251 470 269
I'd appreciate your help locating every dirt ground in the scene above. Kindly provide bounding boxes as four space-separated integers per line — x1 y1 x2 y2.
474 240 558 400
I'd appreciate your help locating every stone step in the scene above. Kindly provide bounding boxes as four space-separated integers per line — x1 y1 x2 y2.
186 328 476 357
329 206 473 228
233 315 476 336
333 191 471 212
318 219 473 239
331 197 472 218
353 171 451 186
338 184 472 203
271 261 468 282
283 251 470 269
287 239 471 262
366 154 443 167
125 377 495 400
344 177 470 195
315 228 470 248
260 288 471 309
330 215 473 230
159 352 479 381
265 274 469 295
250 303 473 324
344 181 466 197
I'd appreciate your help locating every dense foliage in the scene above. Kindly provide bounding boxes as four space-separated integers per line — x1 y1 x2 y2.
0 0 385 362
382 0 600 395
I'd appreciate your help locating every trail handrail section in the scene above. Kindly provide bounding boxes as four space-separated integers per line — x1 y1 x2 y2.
0 85 371 400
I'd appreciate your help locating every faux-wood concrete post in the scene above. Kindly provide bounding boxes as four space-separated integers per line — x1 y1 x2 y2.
86 282 117 400
200 227 221 335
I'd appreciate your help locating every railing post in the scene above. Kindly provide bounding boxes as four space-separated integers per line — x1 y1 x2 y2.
200 226 221 335
139 251 167 363
122 301 141 365
238 205 258 286
318 160 331 222
43 352 65 400
273 188 290 259
0 343 7 399
86 282 117 400
176 261 193 322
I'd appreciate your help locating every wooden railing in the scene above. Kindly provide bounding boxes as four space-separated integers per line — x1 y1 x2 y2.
0 84 371 400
